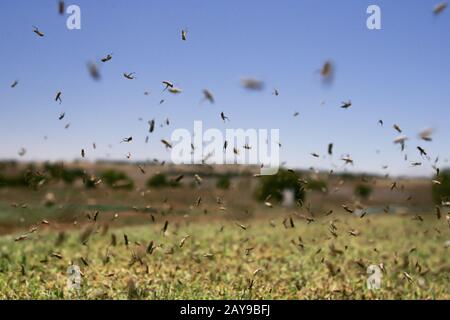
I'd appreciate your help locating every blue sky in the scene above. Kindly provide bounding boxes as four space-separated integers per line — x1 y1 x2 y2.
0 0 449 176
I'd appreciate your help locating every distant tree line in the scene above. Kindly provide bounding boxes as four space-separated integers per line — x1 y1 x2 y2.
0 163 236 191
3 161 447 205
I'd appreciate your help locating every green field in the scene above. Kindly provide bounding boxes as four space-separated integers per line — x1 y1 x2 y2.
0 213 448 299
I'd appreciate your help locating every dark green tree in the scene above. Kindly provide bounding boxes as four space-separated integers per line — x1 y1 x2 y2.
255 169 305 203
355 184 373 200
147 173 180 188
101 169 134 190
216 175 231 190
433 169 450 204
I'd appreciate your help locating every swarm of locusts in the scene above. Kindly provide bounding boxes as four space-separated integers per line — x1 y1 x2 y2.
0 3 449 300
0 212 448 299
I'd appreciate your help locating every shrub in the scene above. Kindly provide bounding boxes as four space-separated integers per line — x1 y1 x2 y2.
44 163 84 185
338 172 357 181
24 169 46 189
0 173 28 188
216 175 231 190
147 173 167 188
433 169 450 204
306 179 327 193
355 184 373 200
61 168 84 185
147 173 179 188
100 169 134 190
83 173 97 189
255 169 305 203
44 163 63 180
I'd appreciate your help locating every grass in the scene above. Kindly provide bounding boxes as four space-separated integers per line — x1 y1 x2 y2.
0 213 448 299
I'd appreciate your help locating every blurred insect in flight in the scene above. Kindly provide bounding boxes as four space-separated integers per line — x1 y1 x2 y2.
33 26 44 37
162 81 174 92
241 77 264 91
148 119 155 133
55 91 62 104
221 112 229 122
123 72 136 80
340 100 351 109
18 148 26 157
101 53 113 63
161 139 172 149
433 2 448 15
319 60 334 84
87 62 101 80
202 89 214 104
168 87 182 94
121 137 133 143
58 1 65 15
181 29 188 41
